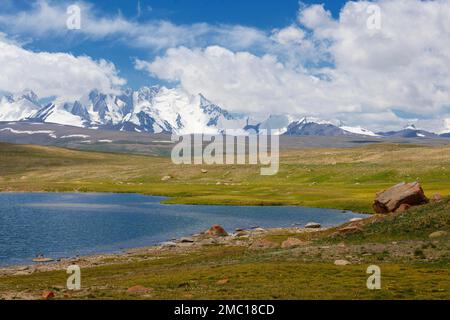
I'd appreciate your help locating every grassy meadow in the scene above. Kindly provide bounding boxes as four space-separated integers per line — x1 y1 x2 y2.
0 141 449 300
0 142 449 213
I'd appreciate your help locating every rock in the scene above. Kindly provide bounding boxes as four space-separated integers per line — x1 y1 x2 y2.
249 239 278 250
205 225 228 237
41 290 55 300
305 222 321 229
281 238 307 248
373 182 428 214
161 241 177 247
201 169 208 173
16 266 29 271
349 218 363 222
32 257 54 263
235 228 244 232
395 203 411 213
198 238 217 245
334 259 351 266
127 285 153 295
179 237 194 243
431 193 442 203
429 231 448 239
161 175 172 181
336 226 362 234
234 230 249 237
253 228 267 233
13 271 30 276
216 278 229 285
447 201 450 209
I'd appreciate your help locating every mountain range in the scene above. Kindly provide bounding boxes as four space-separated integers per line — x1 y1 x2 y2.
0 87 448 138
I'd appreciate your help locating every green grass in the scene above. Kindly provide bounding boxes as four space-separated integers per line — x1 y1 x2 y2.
260 197 450 246
1 142 449 213
1 246 448 300
0 142 449 300
325 198 450 243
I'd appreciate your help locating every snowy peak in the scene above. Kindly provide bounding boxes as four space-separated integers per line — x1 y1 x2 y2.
404 124 417 130
0 89 42 121
377 123 438 138
339 125 379 137
1 88 449 138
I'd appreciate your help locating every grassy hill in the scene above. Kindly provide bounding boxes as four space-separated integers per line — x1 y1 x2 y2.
1 142 449 212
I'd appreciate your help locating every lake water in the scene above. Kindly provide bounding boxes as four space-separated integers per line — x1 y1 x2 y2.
0 193 366 266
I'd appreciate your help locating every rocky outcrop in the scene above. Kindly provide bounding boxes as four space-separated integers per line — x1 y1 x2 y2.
205 225 228 237
373 182 428 214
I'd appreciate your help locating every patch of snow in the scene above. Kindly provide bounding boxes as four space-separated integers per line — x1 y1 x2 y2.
60 134 90 139
98 139 113 143
340 126 379 137
0 127 55 137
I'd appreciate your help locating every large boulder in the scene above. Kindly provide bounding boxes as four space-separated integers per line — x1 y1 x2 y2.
205 225 228 237
373 182 428 214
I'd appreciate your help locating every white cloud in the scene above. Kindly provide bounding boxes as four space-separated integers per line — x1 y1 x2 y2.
1 0 450 130
271 25 305 45
0 0 269 51
136 0 450 130
0 37 125 100
135 46 360 115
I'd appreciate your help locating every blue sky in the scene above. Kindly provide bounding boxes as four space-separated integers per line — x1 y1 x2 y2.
4 0 347 89
0 0 449 132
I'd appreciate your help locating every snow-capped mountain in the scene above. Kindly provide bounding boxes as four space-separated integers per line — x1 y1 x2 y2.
0 90 42 121
0 88 446 138
339 125 379 137
377 124 438 138
282 117 379 137
24 86 247 135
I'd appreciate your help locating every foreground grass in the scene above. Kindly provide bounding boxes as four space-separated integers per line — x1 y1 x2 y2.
1 246 448 300
1 142 450 212
1 199 449 300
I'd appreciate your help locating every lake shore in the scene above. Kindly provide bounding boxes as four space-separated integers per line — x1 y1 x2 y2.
0 226 326 275
1 199 449 299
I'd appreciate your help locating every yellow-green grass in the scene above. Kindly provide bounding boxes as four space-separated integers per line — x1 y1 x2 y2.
1 245 448 300
1 142 449 213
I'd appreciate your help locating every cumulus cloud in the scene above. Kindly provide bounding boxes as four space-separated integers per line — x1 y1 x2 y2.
136 0 450 131
271 25 305 45
0 0 269 51
0 37 125 100
1 0 450 131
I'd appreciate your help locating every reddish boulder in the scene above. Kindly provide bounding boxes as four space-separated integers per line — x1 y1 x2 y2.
127 285 153 295
41 290 55 300
373 182 428 214
205 225 228 237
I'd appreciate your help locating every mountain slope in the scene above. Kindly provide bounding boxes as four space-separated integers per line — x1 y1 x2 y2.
0 90 42 121
0 88 447 137
284 117 355 137
377 124 438 138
